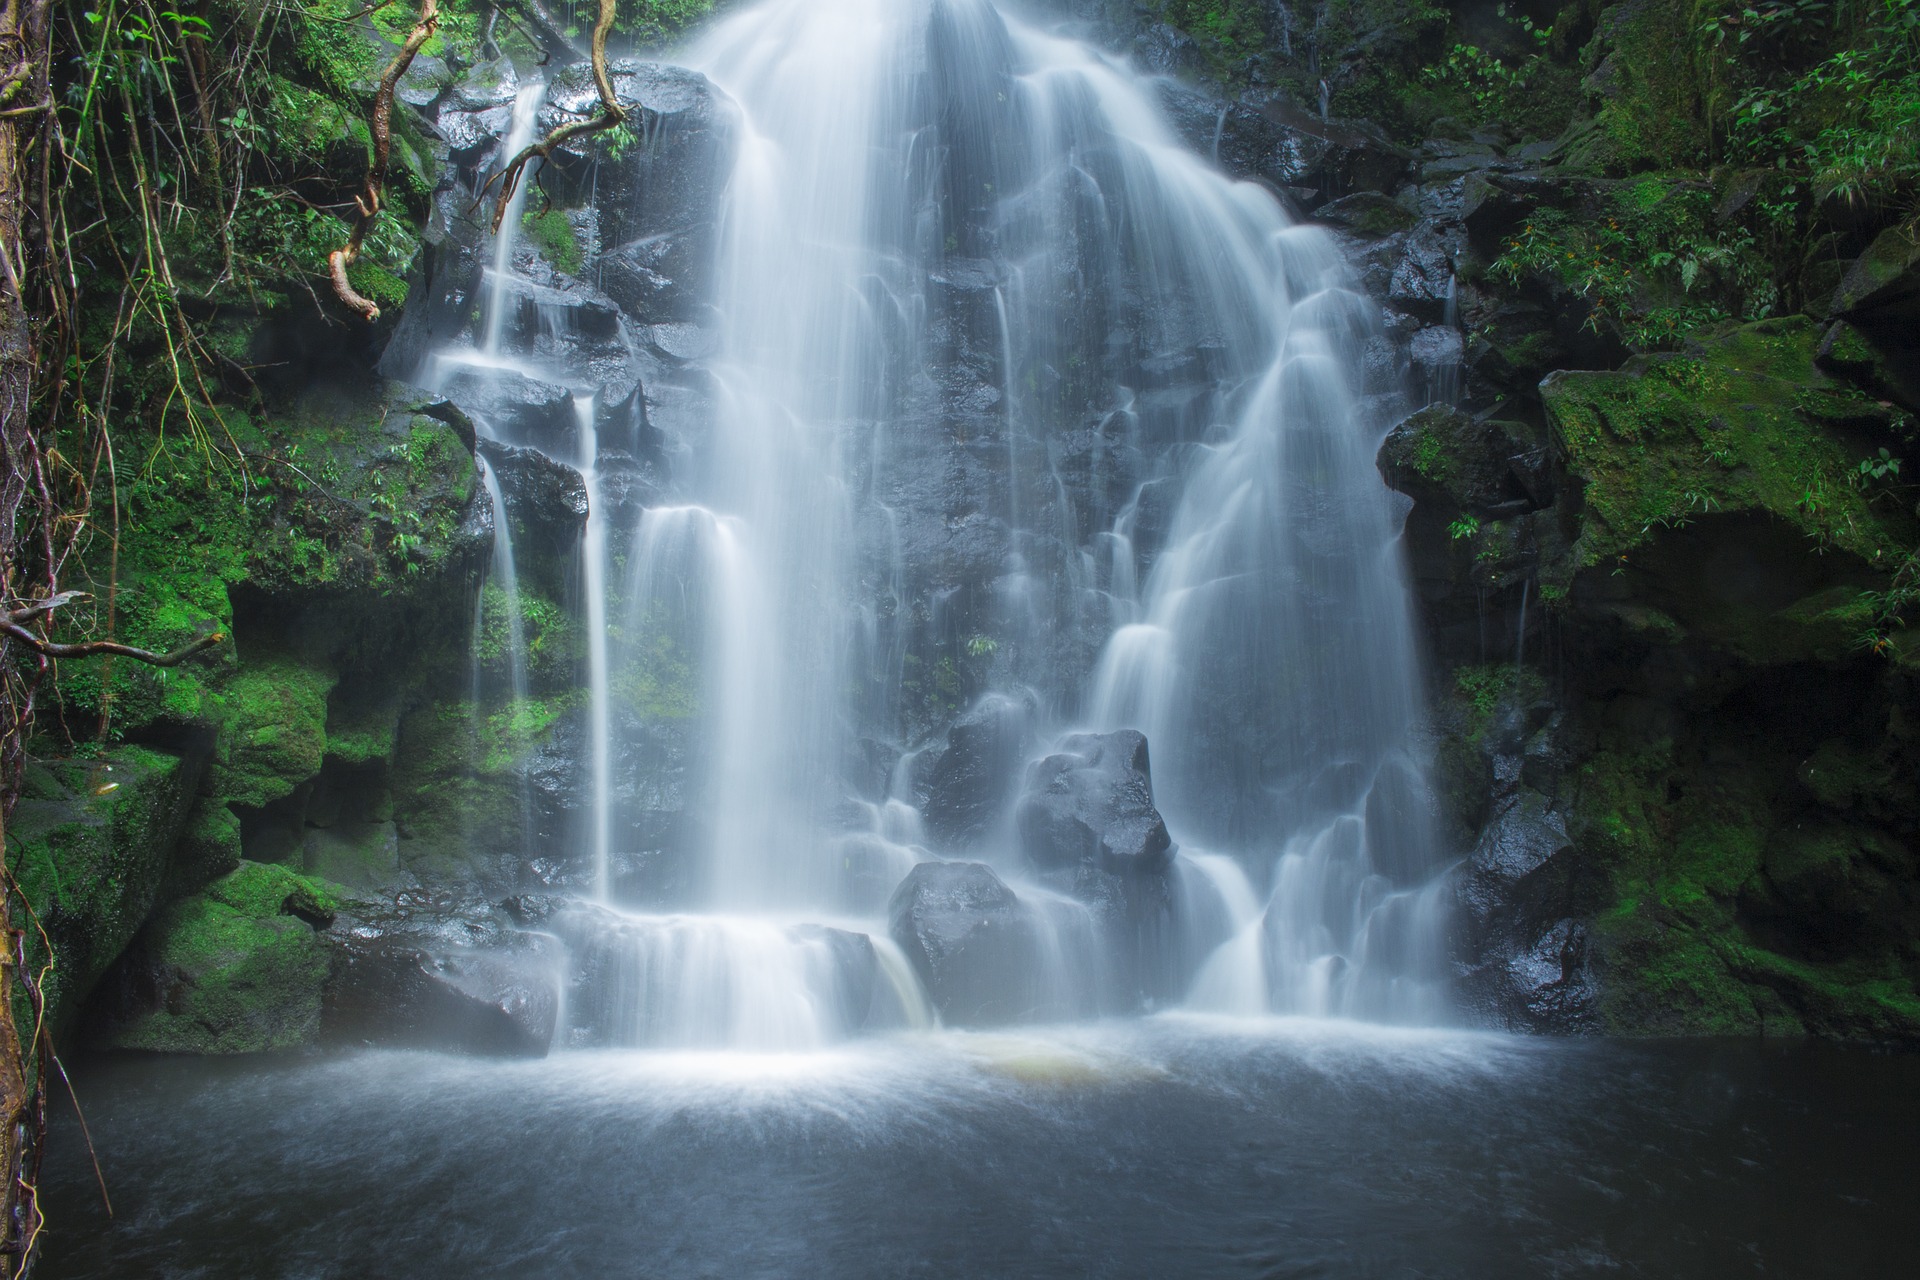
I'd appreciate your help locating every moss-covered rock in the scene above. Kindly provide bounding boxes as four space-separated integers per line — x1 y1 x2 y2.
1564 734 1920 1044
1831 219 1920 321
6 747 206 1037
205 657 337 811
94 861 341 1055
1546 318 1911 571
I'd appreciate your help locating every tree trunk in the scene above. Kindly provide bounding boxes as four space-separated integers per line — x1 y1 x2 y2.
0 0 47 1264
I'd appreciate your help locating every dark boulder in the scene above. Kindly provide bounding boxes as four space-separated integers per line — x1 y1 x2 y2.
476 438 589 564
888 861 1039 1025
921 694 1034 850
439 367 579 454
1154 82 1411 208
1376 403 1550 519
1830 219 1920 322
1016 730 1173 876
1314 190 1418 238
324 895 561 1057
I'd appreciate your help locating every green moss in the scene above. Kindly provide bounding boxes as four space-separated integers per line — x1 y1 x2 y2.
5 747 201 1037
202 859 341 922
476 693 584 773
207 658 337 810
1544 318 1915 572
1571 738 1920 1042
164 798 244 898
1578 0 1709 173
1452 664 1546 742
522 208 584 276
96 861 344 1054
346 261 410 312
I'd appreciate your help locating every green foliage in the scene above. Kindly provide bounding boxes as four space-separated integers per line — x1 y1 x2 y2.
1492 177 1788 348
613 0 719 47
1446 515 1480 541
522 208 585 276
1158 0 1271 74
1716 0 1920 210
473 583 580 690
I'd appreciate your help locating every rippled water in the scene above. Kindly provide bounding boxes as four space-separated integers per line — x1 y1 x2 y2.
38 1024 1919 1277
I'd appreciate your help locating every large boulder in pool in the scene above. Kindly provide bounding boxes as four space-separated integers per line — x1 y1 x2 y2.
921 693 1034 851
888 861 1038 1025
1016 730 1174 877
324 895 562 1057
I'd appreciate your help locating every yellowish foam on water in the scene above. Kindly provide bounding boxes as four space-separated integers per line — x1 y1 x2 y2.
961 1035 1166 1087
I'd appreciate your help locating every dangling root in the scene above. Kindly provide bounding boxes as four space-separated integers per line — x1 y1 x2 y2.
328 0 441 322
480 0 625 234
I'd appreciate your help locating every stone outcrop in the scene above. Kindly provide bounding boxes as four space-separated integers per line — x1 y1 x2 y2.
888 861 1041 1025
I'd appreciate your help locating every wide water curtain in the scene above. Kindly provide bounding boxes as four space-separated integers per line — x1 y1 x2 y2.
681 0 1443 1019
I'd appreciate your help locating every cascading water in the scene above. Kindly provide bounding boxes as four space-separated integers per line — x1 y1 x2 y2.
435 0 1451 1049
481 81 550 359
477 458 534 850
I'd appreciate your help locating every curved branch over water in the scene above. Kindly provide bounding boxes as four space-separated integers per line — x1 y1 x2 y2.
482 0 625 234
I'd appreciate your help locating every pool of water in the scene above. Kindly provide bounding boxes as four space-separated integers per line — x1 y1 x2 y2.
36 1017 1920 1277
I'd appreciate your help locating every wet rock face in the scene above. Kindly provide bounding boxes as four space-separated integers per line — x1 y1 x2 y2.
548 60 733 327
1155 81 1411 209
1017 730 1174 877
324 893 561 1057
95 867 563 1057
888 861 1039 1025
477 438 589 561
921 695 1034 851
439 368 580 455
1450 784 1599 1035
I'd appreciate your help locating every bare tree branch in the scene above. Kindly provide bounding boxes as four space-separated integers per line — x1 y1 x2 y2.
0 624 224 667
2 592 225 667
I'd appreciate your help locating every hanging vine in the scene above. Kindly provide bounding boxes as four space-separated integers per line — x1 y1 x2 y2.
327 0 441 322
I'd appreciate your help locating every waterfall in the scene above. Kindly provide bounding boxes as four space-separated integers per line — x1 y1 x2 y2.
422 0 1451 1048
578 394 615 901
477 458 534 851
482 81 550 359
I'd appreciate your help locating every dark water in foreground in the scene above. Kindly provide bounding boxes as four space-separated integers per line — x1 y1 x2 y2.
35 1017 1920 1278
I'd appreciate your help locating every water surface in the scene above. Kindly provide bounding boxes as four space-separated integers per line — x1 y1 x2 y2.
39 1020 1919 1277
